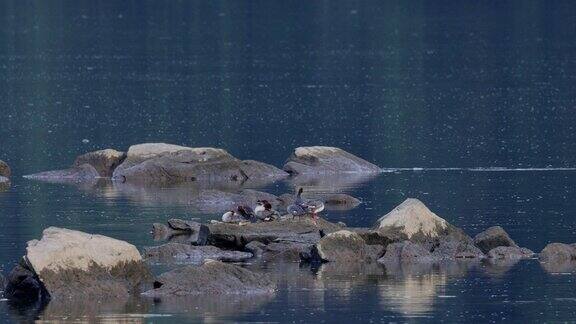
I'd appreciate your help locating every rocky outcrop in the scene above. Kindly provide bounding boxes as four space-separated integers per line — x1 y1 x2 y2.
112 143 288 184
5 227 152 301
0 160 11 178
207 218 343 249
142 260 275 297
473 226 518 254
283 146 381 175
73 149 126 177
487 246 534 260
374 198 469 242
144 243 252 264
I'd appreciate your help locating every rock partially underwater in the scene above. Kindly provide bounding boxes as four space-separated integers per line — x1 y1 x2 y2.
283 146 381 175
144 243 253 264
4 227 152 302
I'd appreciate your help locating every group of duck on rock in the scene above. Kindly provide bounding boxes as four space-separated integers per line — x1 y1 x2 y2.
221 188 325 224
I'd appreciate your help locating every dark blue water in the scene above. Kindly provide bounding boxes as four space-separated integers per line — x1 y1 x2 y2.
1 1 576 322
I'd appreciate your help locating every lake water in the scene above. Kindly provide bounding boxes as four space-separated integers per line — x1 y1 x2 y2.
1 1 576 322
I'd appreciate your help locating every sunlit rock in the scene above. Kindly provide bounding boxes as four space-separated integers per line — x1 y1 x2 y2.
142 260 275 297
5 227 152 301
473 226 518 254
283 146 381 175
73 149 126 177
0 160 11 178
374 198 469 242
144 243 252 264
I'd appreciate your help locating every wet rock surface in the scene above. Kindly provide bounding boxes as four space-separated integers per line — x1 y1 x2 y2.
144 243 252 264
473 226 518 254
283 146 381 175
142 260 275 297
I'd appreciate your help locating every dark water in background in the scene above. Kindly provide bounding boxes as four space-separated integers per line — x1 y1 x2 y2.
1 1 576 322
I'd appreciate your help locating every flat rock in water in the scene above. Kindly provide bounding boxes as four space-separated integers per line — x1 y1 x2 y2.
112 143 288 184
24 163 100 182
473 226 518 254
166 219 209 245
539 243 576 273
144 243 252 264
374 198 469 242
487 246 534 260
0 160 11 178
283 146 381 175
208 218 342 249
6 227 152 300
142 260 275 297
73 149 126 177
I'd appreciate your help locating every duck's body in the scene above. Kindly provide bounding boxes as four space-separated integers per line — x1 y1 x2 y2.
222 210 243 223
237 205 257 223
287 188 325 223
254 200 280 221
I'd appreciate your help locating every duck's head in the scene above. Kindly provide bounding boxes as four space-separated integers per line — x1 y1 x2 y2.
297 188 304 196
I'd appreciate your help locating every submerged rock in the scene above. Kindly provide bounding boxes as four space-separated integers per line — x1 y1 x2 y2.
487 246 534 260
283 146 381 175
0 160 11 178
144 243 252 264
24 163 100 182
142 260 275 297
279 191 361 211
73 149 126 177
473 226 518 254
112 143 288 184
6 227 152 301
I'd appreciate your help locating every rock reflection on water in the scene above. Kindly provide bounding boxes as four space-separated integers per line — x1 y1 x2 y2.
287 173 378 192
539 260 576 274
378 260 478 316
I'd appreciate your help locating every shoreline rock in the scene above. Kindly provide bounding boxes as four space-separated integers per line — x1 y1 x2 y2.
283 146 381 175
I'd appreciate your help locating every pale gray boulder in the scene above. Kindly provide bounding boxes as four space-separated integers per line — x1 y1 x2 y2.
283 146 381 175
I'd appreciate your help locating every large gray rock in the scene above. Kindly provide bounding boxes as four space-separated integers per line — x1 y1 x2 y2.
0 160 11 178
142 260 275 297
144 243 252 264
374 198 469 243
208 218 343 249
73 149 126 177
473 226 518 254
24 163 100 182
112 143 288 184
7 227 152 300
378 241 435 263
308 230 373 263
283 146 381 175
487 246 534 260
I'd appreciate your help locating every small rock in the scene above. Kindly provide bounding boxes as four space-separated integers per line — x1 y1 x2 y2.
165 219 209 245
283 146 381 174
73 149 126 177
144 243 252 264
142 260 275 297
487 246 534 260
473 226 518 254
323 193 361 207
539 243 576 262
430 239 485 260
0 160 11 178
152 223 171 241
245 241 267 258
4 263 49 302
311 230 369 263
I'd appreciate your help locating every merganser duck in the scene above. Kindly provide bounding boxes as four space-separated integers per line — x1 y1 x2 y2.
254 200 280 221
222 210 242 223
287 188 325 224
236 205 257 223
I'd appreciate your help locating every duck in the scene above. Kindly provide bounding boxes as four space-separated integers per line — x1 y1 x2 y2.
222 210 242 223
287 188 325 224
236 205 258 223
254 200 280 221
